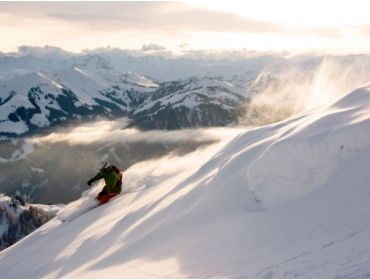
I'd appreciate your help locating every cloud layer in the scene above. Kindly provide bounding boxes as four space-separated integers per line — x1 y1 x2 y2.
35 118 244 146
1 1 370 54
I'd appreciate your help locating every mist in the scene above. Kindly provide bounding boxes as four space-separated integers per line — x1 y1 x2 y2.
0 120 242 204
34 118 238 146
243 55 370 126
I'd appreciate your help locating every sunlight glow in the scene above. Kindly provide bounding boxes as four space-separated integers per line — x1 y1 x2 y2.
1 1 370 54
188 0 370 26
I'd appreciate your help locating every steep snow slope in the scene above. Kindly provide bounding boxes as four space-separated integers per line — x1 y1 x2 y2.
2 87 370 277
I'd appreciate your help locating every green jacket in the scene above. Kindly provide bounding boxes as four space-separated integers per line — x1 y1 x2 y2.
90 166 121 193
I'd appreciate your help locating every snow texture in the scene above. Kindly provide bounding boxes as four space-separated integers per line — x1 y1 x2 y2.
1 86 370 277
57 183 101 223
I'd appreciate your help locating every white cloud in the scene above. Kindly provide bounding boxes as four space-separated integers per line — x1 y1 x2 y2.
35 118 244 146
0 1 370 54
141 44 167 52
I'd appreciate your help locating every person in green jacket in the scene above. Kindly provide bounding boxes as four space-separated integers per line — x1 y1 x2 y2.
87 162 122 205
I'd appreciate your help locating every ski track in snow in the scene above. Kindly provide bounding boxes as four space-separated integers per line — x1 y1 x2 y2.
2 86 370 277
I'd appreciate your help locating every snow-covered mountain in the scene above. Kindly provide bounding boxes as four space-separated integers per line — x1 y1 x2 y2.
0 57 251 138
0 61 159 138
1 85 370 277
5 48 370 139
0 46 276 82
0 193 62 251
131 76 249 129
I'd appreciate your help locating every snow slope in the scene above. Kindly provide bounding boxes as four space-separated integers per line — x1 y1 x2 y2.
2 86 370 277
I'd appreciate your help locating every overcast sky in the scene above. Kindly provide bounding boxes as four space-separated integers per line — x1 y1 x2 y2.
1 0 370 54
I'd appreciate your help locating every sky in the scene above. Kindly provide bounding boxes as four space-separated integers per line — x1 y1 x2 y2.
1 0 370 54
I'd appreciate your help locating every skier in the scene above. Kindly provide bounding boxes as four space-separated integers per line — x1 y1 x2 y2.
87 162 122 205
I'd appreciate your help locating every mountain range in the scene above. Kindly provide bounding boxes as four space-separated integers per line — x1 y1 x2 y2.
4 47 370 140
0 53 254 139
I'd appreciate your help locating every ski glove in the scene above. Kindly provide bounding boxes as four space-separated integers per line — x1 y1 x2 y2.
87 179 94 186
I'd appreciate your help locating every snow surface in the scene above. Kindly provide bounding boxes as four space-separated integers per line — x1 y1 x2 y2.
1 87 370 277
57 184 101 223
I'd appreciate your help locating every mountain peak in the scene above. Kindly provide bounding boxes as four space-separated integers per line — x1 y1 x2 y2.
76 54 116 73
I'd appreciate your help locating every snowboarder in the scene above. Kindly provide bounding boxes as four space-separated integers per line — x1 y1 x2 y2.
87 162 122 205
